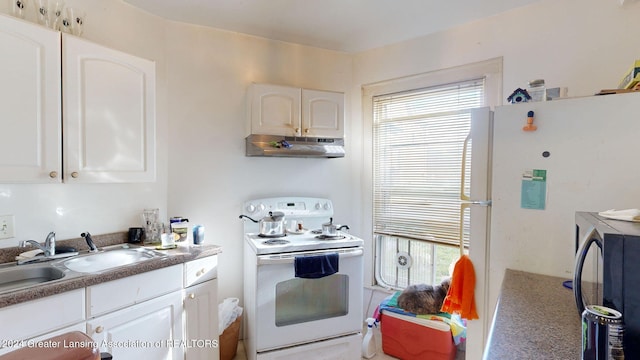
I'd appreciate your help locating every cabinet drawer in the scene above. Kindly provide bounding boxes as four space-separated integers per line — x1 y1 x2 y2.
184 256 218 287
0 289 85 342
87 264 182 317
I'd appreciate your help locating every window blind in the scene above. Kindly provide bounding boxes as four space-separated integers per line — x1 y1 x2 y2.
373 79 484 247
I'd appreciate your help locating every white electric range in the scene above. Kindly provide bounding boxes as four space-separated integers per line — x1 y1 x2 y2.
242 197 364 360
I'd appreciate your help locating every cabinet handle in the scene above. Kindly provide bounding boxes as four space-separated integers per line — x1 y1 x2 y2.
95 326 104 333
304 128 310 134
188 293 195 299
294 128 300 133
71 172 79 178
49 171 58 178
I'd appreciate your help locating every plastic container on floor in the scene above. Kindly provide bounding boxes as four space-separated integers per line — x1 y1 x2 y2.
380 310 456 360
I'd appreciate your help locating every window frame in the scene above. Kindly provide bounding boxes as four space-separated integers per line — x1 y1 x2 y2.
361 58 503 288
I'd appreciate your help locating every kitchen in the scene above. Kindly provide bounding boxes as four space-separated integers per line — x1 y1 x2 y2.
1 0 640 359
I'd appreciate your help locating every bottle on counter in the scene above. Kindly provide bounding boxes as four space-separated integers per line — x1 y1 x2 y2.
193 225 204 245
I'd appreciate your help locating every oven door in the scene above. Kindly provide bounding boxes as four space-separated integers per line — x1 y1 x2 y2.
254 247 363 352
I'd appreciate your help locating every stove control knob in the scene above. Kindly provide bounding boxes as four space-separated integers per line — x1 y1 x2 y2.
246 204 257 213
258 203 266 213
323 202 331 210
315 202 322 210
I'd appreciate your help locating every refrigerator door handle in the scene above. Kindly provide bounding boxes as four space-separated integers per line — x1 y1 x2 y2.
460 133 492 206
460 133 472 202
573 227 602 314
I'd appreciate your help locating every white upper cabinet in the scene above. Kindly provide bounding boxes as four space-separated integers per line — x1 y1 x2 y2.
0 13 156 183
250 84 301 136
250 83 344 138
0 15 61 183
63 34 156 183
302 89 344 138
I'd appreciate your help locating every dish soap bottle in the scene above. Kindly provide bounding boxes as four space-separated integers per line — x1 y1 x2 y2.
362 317 377 359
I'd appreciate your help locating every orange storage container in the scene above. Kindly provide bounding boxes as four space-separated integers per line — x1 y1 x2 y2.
380 310 456 360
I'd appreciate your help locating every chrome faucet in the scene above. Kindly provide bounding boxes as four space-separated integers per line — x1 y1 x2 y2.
20 231 56 257
81 232 99 253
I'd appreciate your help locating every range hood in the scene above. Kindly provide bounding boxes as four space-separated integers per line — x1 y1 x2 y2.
245 134 345 158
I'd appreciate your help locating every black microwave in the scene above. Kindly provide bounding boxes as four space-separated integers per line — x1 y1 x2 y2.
574 211 640 358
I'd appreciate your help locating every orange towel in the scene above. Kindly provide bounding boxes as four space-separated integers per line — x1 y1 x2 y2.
440 254 479 320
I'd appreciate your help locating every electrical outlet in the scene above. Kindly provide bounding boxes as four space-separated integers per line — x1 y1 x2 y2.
0 215 15 239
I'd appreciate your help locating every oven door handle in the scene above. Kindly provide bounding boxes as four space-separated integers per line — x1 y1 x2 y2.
257 248 364 265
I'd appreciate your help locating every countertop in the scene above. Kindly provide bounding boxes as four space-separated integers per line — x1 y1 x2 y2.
483 269 582 360
0 234 222 309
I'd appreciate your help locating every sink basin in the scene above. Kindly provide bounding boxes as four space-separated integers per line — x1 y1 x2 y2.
60 246 165 273
0 266 65 293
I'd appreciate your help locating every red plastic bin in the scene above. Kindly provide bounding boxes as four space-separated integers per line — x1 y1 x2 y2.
380 310 456 360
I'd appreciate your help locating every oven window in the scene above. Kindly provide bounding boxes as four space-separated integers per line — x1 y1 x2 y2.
275 274 349 327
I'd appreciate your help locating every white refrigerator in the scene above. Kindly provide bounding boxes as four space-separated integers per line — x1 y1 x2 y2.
488 91 640 315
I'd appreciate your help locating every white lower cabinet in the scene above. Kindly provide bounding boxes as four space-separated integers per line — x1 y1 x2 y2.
87 291 184 360
0 255 219 359
184 278 219 360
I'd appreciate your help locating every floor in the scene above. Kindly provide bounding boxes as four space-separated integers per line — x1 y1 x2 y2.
231 337 396 359
231 325 465 359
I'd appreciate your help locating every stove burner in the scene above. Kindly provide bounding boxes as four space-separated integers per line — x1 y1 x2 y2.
315 235 346 240
263 239 290 245
258 233 287 238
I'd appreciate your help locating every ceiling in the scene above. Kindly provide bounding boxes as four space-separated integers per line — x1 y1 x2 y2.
123 0 542 53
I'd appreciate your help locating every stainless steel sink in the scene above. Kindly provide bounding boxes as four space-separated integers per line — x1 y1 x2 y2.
0 266 65 293
58 245 166 274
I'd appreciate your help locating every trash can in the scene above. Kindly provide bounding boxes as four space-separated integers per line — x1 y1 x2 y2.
220 315 242 360
219 298 243 360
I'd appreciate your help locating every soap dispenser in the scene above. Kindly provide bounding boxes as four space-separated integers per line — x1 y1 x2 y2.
362 317 377 359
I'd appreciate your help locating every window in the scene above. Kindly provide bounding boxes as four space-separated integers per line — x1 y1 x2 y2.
364 58 502 290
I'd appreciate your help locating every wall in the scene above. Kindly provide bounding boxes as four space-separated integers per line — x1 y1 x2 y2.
0 0 169 244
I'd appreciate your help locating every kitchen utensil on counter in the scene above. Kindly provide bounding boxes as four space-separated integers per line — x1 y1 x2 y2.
142 208 161 244
239 211 286 237
322 217 350 236
581 305 624 360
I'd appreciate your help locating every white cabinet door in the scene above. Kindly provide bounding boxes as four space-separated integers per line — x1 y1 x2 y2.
87 291 184 360
302 89 344 138
63 33 156 183
184 279 219 360
250 84 301 136
0 14 61 183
